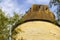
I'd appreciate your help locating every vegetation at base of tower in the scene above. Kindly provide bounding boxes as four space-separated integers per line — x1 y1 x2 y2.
0 9 22 40
0 9 9 40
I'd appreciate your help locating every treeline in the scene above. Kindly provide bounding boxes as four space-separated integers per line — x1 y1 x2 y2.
0 9 23 40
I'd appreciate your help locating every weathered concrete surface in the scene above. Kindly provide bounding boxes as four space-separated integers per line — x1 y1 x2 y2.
23 4 55 22
12 4 60 40
12 21 60 40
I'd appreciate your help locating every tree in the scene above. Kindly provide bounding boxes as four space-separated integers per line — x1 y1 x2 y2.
0 9 9 40
0 9 23 40
49 0 60 25
8 12 23 40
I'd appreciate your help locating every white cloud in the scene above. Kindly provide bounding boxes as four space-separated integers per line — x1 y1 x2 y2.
0 0 15 16
0 0 29 16
0 0 50 17
26 0 50 4
26 0 35 4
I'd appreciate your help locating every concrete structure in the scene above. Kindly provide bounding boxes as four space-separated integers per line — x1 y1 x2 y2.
12 4 60 40
22 4 55 22
12 21 60 40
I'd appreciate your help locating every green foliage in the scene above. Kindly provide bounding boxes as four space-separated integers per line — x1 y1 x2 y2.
0 9 23 40
0 9 9 40
8 12 20 25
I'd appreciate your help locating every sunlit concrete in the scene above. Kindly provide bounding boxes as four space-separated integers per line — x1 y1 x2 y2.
13 21 60 40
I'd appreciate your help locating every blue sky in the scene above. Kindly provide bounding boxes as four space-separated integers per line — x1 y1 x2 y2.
0 0 58 19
